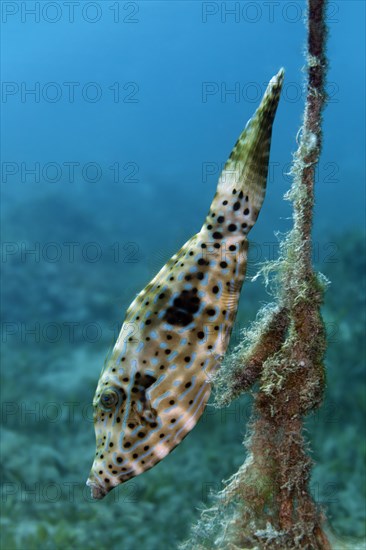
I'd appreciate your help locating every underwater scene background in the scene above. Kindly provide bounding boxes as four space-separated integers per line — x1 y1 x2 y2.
1 1 365 548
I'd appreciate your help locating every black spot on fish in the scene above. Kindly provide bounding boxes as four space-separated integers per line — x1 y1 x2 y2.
164 289 201 327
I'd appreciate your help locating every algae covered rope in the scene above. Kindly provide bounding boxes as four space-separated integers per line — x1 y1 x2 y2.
203 1 331 548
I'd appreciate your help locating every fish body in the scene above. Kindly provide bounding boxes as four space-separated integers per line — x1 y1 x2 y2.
87 69 284 499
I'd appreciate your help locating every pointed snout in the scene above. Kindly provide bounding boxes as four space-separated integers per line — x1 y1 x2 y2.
86 476 108 500
86 464 118 500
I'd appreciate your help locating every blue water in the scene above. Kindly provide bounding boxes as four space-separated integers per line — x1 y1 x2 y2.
1 2 365 548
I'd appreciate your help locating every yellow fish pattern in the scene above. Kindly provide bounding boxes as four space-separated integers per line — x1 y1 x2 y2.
87 69 284 499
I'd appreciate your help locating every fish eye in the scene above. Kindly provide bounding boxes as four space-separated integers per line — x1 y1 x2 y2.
100 388 119 410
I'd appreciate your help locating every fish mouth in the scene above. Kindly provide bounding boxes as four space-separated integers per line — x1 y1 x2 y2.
86 477 109 500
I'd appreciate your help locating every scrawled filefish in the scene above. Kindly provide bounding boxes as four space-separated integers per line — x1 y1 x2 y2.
87 69 284 499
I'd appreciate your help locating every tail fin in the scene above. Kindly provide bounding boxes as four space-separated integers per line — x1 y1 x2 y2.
215 69 284 226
